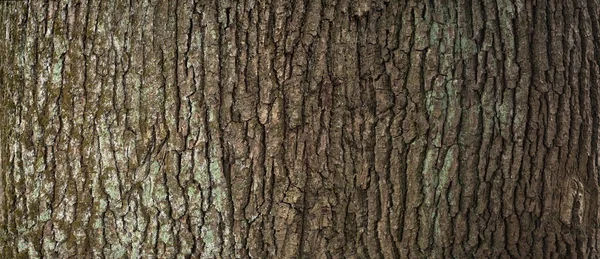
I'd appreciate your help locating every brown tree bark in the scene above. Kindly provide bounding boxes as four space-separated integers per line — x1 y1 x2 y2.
2 0 600 258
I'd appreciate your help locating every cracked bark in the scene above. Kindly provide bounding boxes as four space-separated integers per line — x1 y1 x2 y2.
2 0 600 258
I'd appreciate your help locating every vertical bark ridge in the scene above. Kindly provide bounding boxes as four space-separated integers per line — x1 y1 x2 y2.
2 0 600 258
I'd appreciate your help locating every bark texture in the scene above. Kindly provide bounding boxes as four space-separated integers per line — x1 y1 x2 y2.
2 0 600 258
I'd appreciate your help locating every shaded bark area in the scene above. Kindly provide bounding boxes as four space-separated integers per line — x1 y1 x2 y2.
2 0 600 258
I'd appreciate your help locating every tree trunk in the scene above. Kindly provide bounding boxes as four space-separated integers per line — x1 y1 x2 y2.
2 0 600 258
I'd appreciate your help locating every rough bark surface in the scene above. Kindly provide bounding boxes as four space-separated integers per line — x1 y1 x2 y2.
2 0 600 258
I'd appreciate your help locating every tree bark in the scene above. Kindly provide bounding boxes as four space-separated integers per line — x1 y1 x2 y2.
2 0 600 258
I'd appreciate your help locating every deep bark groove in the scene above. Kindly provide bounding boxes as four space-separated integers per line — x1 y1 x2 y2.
2 0 600 258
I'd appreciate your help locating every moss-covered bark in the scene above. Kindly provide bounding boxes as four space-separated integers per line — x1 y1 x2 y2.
2 0 600 258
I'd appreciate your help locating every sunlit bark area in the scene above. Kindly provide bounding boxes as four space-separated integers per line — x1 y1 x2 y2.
2 0 600 258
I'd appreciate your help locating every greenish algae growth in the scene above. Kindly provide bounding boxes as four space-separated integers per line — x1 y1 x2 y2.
193 161 209 184
201 227 217 256
438 146 457 190
429 22 440 46
159 224 172 244
52 61 63 84
111 246 126 258
38 210 51 222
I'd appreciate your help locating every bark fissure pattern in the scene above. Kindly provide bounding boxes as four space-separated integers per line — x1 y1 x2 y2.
1 0 600 258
